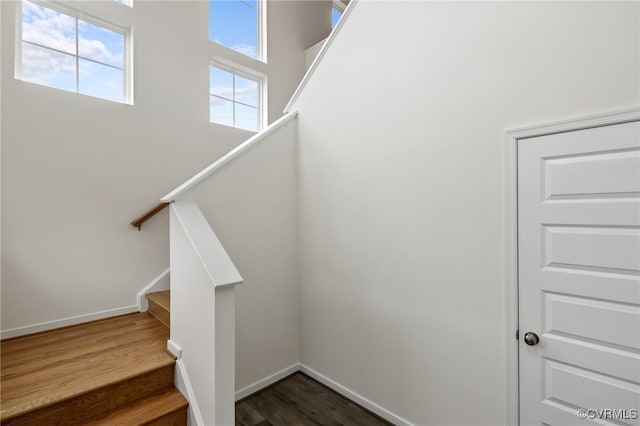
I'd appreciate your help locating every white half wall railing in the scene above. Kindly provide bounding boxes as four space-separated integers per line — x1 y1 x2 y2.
162 111 298 425
284 0 357 113
168 201 242 426
161 112 297 203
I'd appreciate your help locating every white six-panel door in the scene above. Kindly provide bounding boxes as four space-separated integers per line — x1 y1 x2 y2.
518 120 640 425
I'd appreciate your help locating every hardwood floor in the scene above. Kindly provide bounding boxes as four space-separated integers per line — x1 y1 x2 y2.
0 313 186 425
236 372 391 426
3 309 385 425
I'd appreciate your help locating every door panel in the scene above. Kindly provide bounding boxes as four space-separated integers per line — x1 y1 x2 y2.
540 269 639 305
543 225 640 272
543 148 640 199
541 401 604 426
518 120 640 426
542 334 640 383
543 292 639 349
543 360 640 426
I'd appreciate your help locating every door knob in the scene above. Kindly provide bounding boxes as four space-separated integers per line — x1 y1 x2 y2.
524 332 540 346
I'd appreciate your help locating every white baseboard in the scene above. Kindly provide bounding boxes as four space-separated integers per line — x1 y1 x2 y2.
1 268 170 340
234 363 412 425
167 339 183 359
137 267 171 312
174 358 205 426
299 364 414 426
0 268 169 340
0 305 139 340
235 363 300 401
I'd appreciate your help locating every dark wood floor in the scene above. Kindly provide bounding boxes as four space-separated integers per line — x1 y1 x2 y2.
236 372 391 426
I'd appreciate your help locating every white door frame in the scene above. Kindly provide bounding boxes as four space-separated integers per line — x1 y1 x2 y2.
503 106 640 426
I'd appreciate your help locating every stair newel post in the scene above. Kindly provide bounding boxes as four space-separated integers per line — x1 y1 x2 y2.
168 200 243 426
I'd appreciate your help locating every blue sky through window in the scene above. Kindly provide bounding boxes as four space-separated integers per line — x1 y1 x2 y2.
209 0 259 59
20 0 126 103
332 8 342 28
210 65 259 132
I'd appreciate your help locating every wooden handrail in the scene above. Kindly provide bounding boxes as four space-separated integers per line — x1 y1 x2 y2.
131 202 170 230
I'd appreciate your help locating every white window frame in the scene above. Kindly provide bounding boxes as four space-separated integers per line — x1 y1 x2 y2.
332 0 347 13
258 0 266 63
209 0 266 63
15 0 134 104
209 59 266 132
115 0 133 8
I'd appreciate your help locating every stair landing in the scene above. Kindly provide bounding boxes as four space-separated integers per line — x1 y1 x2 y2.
0 313 186 425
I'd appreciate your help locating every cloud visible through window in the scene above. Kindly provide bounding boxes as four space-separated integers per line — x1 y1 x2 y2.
20 0 126 103
210 65 260 132
230 43 256 58
209 0 259 60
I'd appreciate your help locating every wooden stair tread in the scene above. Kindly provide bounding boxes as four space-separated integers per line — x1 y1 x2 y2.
0 313 176 423
1 320 169 374
1 313 165 356
83 388 187 425
1 350 175 419
146 290 170 311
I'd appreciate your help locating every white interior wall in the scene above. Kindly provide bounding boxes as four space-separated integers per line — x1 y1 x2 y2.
0 0 330 336
292 1 640 425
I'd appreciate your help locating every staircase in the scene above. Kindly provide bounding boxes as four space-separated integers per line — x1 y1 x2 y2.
0 291 187 425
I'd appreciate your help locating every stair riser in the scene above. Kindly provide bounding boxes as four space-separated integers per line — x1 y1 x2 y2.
3 364 175 426
148 301 170 328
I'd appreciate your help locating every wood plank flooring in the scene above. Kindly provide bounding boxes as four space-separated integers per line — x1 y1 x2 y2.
236 373 392 426
0 312 184 424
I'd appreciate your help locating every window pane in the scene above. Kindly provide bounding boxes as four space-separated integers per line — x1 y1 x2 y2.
332 8 342 28
242 0 258 9
235 103 258 132
209 0 258 59
22 0 76 54
21 42 76 92
210 66 234 100
79 59 124 103
210 95 234 127
18 0 128 103
235 75 258 107
209 65 261 131
79 21 124 68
